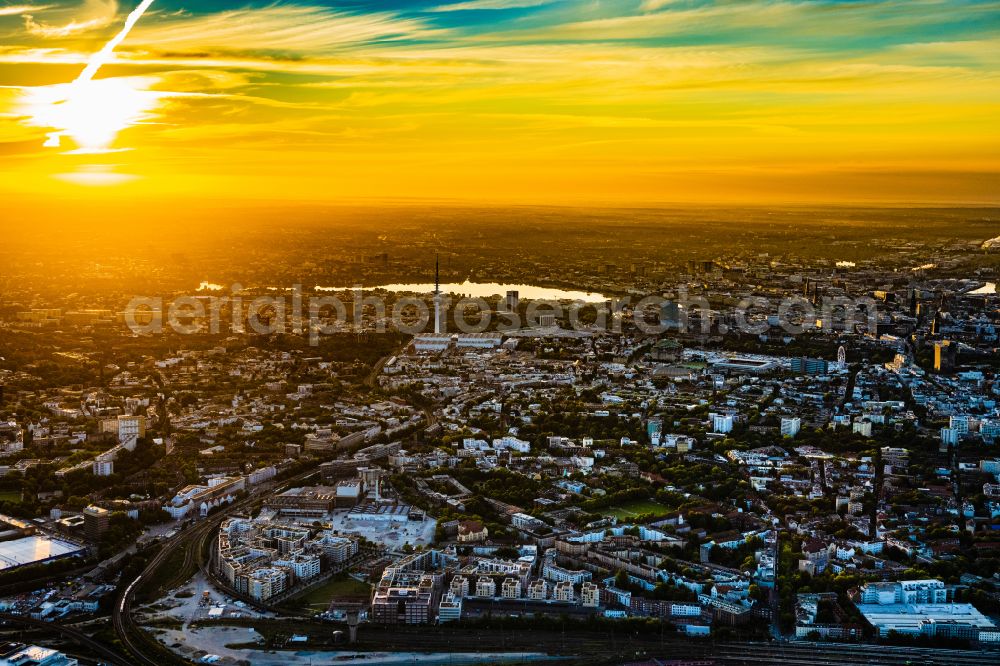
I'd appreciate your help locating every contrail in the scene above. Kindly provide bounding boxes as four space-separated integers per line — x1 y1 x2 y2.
40 0 155 147
74 0 155 85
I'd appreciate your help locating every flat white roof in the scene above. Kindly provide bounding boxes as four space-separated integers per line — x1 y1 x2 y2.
0 535 86 570
857 603 995 632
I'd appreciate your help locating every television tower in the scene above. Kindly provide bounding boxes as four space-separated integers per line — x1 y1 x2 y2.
434 254 442 334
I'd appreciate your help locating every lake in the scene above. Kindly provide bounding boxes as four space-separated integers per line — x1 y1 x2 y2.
199 280 609 303
969 282 997 295
319 280 608 303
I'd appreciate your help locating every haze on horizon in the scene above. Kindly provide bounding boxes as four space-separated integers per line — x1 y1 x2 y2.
1 0 999 207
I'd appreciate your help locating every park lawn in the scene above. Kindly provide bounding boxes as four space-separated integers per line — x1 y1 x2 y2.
602 499 671 520
0 490 22 503
295 576 372 609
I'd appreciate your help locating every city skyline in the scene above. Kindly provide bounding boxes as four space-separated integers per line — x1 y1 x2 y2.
1 2 999 664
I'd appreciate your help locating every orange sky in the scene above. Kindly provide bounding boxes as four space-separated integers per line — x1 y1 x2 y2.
1 0 999 206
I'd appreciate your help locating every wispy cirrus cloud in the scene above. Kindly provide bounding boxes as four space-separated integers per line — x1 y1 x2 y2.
638 0 679 10
430 0 554 12
506 0 1000 44
129 4 442 53
22 0 118 38
0 4 53 16
1 0 998 203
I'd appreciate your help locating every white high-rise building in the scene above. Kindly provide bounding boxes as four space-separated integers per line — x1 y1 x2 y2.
712 414 734 434
501 578 521 599
438 592 462 623
476 577 495 597
581 582 600 607
450 575 469 598
780 417 801 438
553 581 574 602
853 420 873 437
941 428 960 446
528 579 548 600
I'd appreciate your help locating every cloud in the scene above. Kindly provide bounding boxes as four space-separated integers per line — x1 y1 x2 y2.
0 4 52 16
885 38 1000 66
22 0 118 38
504 0 1000 44
1 0 999 204
430 0 552 11
638 0 679 10
130 4 441 53
152 69 259 93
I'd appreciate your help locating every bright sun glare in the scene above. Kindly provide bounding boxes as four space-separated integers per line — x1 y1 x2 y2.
19 77 159 153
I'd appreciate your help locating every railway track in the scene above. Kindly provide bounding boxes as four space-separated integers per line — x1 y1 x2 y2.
227 618 1000 666
0 612 132 666
109 460 1000 666
112 467 321 665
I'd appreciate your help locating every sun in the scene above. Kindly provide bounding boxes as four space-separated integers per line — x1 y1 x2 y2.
19 77 160 153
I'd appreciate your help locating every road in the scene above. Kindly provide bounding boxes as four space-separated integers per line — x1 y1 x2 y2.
364 354 394 388
769 527 782 640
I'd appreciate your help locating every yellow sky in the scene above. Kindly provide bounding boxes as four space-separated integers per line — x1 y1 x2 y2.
1 0 999 206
